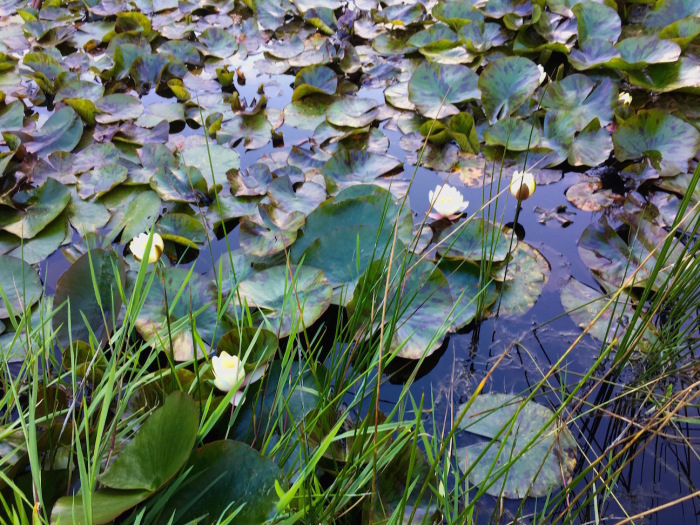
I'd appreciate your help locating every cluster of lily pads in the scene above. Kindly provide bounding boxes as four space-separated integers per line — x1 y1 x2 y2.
0 0 699 519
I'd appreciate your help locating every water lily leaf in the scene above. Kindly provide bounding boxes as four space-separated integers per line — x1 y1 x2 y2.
149 165 207 203
8 215 70 265
103 187 161 242
561 278 655 345
572 2 621 44
484 117 541 151
437 219 511 263
349 258 453 359
613 36 681 69
568 38 621 70
217 326 278 374
478 57 540 123
568 120 613 167
612 110 700 177
483 0 533 19
433 1 485 27
375 3 425 25
220 112 272 150
266 177 326 217
198 27 238 58
658 16 700 50
0 255 42 319
565 175 623 211
55 80 105 103
77 164 128 199
157 440 286 525
180 144 240 187
326 97 379 128
130 53 170 90
136 102 185 128
459 21 508 53
238 265 332 337
238 213 301 257
25 107 82 156
266 34 304 59
290 186 413 304
99 392 197 491
134 268 223 361
407 23 459 48
157 40 201 65
322 150 401 187
3 179 70 239
627 57 700 94
52 489 151 525
67 189 111 237
95 93 143 124
372 33 416 55
438 258 497 331
0 100 24 131
156 213 206 249
284 94 335 130
408 62 479 119
292 64 337 101
539 111 576 166
645 0 700 29
541 75 616 131
52 248 125 347
456 393 577 499
487 243 549 317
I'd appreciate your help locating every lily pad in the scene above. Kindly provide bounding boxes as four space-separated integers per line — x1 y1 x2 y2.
613 36 681 69
612 110 700 177
25 107 83 156
155 213 206 249
326 97 379 128
292 64 337 101
322 150 402 186
134 268 224 361
52 248 126 347
180 144 240 187
3 179 71 239
438 258 497 331
572 2 621 44
478 57 541 123
540 75 616 131
456 393 577 499
408 62 480 119
483 117 541 151
0 255 42 319
238 265 332 337
436 219 511 263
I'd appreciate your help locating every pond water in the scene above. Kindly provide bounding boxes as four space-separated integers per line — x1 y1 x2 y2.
2 0 699 523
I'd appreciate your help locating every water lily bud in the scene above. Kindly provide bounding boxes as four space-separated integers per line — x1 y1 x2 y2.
428 184 469 219
537 64 546 84
212 351 246 394
129 232 164 263
510 170 536 201
618 92 632 106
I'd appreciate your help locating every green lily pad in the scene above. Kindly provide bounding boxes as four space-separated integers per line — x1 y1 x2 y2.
8 215 70 265
560 278 655 345
149 165 208 203
627 57 700 94
459 21 508 53
217 326 278 374
157 440 286 524
238 265 332 337
348 258 454 359
292 64 337 101
51 489 151 525
436 219 511 262
407 24 459 48
99 392 198 491
198 27 239 58
612 110 700 177
613 36 681 69
483 117 541 151
645 0 700 29
77 164 128 199
52 248 125 347
95 93 143 124
326 97 379 128
572 2 621 44
658 16 700 50
0 100 24 131
220 112 273 150
541 75 616 131
0 255 42 319
25 107 82 156
568 38 621 70
3 178 70 239
568 120 614 167
456 393 577 499
180 144 240 187
155 213 206 249
408 62 480 119
102 187 162 242
134 268 224 361
322 150 402 186
284 95 336 130
433 1 485 27
478 57 541 123
487 243 550 318
438 258 497 331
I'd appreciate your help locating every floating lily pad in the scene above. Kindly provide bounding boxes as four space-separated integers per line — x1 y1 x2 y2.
157 440 287 524
572 2 621 44
565 176 623 211
627 57 700 94
612 110 700 177
569 39 621 70
322 150 402 186
0 255 42 319
483 117 541 151
52 249 125 347
456 393 577 499
238 265 332 337
180 144 240 186
326 97 379 128
541 75 616 131
408 62 480 119
25 107 83 156
438 258 497 330
478 57 541 123
292 64 337 101
613 36 681 69
3 178 71 239
134 268 224 361
220 112 273 150
436 219 511 262
155 213 206 249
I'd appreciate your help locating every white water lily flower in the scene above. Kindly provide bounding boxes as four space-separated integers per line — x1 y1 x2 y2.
428 184 468 219
212 351 269 406
510 170 536 201
537 64 546 84
618 92 632 106
129 232 164 263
